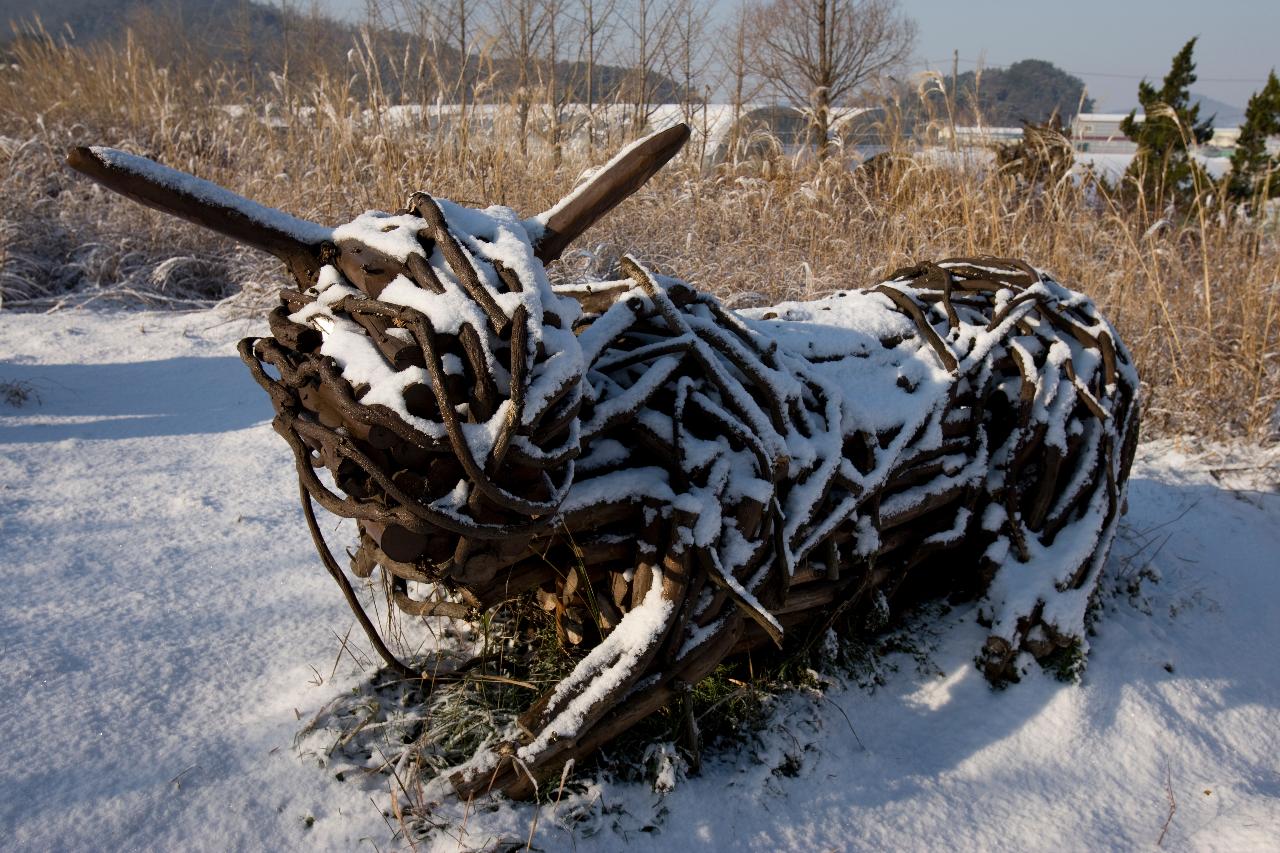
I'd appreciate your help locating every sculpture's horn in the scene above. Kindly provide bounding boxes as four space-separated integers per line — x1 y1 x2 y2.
65 146 330 285
531 122 690 264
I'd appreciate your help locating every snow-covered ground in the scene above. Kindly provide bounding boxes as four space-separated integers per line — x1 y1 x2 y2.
2 309 1277 851
915 147 1234 184
1075 152 1232 183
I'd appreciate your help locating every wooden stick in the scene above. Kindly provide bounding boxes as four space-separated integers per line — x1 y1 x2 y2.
532 123 691 263
65 146 329 285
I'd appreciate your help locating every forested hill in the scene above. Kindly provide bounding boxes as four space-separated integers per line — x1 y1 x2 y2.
0 0 686 103
2 0 329 75
939 59 1095 126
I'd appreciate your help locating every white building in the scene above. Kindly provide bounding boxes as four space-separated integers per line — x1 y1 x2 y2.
936 126 1025 146
1071 113 1141 154
1209 126 1242 149
1072 112 1280 157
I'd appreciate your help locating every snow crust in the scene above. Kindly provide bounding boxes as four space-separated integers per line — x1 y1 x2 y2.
1 312 1277 850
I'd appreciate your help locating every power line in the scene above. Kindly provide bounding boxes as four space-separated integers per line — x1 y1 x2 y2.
920 57 1270 84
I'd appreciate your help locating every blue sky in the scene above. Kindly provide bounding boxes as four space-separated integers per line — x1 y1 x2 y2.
321 0 1278 110
904 0 1277 110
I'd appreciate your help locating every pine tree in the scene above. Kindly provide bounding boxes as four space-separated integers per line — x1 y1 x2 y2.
1120 38 1214 209
1226 70 1280 211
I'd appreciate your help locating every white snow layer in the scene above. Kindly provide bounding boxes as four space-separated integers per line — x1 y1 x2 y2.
3 314 1277 852
90 146 334 247
519 566 674 759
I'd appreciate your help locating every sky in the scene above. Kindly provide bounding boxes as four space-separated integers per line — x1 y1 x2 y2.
904 0 1278 111
320 0 1279 112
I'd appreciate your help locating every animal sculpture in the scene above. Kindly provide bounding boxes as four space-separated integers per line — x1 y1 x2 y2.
67 125 1139 798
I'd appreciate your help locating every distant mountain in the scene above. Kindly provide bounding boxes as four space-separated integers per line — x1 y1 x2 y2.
4 0 345 79
0 0 221 44
1189 93 1245 128
1097 93 1246 128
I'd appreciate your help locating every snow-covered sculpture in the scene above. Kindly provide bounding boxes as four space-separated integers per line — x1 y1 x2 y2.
66 125 1139 799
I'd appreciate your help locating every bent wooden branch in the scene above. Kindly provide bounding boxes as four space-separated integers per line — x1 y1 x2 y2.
65 145 331 285
530 122 690 263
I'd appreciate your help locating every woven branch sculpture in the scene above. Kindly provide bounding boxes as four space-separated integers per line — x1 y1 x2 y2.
67 125 1139 799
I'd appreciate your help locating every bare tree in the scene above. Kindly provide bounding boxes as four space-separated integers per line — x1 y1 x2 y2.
576 0 618 150
667 0 712 126
540 0 580 166
620 0 677 135
386 0 476 105
231 0 258 89
489 0 550 155
716 0 766 159
452 0 474 64
748 0 915 154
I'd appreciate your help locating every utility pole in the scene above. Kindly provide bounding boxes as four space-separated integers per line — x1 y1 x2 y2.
952 48 958 104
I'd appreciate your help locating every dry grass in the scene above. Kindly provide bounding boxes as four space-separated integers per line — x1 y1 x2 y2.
1 377 37 407
1 31 1276 440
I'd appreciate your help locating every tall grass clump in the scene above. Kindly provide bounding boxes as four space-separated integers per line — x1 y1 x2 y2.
1 27 1276 439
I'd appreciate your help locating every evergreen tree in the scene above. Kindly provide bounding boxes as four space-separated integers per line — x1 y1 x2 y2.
1120 38 1214 209
1226 70 1280 210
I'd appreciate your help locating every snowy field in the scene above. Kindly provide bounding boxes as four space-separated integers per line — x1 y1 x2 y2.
1073 152 1232 183
2 309 1278 851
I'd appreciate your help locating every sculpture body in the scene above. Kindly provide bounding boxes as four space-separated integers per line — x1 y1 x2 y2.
67 126 1139 799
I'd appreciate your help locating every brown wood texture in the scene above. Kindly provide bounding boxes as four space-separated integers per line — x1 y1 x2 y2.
532 123 691 263
65 146 328 285
66 130 1140 802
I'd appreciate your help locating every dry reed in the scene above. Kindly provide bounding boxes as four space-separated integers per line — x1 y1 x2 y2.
1 30 1276 440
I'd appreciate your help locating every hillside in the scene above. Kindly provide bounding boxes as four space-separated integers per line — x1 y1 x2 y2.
0 0 686 103
939 59 1095 126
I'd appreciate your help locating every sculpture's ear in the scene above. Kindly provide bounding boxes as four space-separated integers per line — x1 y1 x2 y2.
65 146 330 286
530 123 690 264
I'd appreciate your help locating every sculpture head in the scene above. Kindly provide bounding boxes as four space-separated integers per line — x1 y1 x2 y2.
66 126 694 616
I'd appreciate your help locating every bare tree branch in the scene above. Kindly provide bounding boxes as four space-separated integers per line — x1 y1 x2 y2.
747 0 916 152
